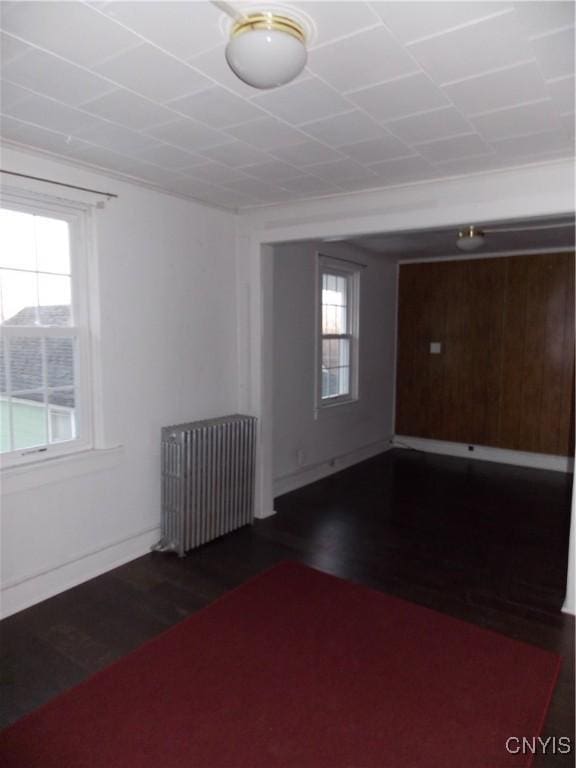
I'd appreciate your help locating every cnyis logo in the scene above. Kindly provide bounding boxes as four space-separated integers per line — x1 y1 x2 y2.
505 736 572 755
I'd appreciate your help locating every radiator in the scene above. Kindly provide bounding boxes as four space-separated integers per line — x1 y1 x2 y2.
154 414 257 557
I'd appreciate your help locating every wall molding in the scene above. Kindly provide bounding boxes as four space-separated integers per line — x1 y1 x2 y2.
1 525 161 619
394 435 573 473
274 438 392 498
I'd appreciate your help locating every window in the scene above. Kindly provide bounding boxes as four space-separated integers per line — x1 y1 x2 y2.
0 200 92 466
318 256 360 406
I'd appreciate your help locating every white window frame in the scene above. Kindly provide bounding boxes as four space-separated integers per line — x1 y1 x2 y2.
0 191 94 468
316 254 360 411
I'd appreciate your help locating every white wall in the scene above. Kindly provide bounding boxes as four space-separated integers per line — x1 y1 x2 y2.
1 146 239 617
272 241 396 495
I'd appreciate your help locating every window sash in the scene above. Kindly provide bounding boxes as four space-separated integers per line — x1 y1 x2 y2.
318 259 360 407
0 198 93 466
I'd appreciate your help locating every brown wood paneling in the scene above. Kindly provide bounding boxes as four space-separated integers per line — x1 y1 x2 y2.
395 252 575 456
396 262 447 439
499 253 574 455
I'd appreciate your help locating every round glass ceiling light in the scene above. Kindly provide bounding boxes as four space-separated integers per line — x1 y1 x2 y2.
457 225 485 251
225 13 307 89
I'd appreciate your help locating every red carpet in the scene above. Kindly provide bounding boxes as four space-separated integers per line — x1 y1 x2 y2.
0 561 560 768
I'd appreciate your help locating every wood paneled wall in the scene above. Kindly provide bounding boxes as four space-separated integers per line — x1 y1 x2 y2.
395 252 575 456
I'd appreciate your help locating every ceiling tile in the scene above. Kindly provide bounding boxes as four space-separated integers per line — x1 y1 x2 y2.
292 2 380 48
348 73 449 122
304 158 379 184
442 61 549 116
0 81 33 110
204 189 263 210
94 43 211 102
279 175 339 195
197 187 262 210
300 110 389 146
251 78 350 126
0 114 91 155
548 75 576 115
471 99 561 142
76 120 158 154
198 141 273 168
80 88 175 130
66 143 146 173
0 32 31 66
5 92 97 134
225 117 306 150
530 27 575 80
182 162 248 185
1 47 114 105
308 26 419 93
0 1 141 67
513 1 575 37
241 160 305 183
339 134 414 164
131 142 204 169
415 132 492 162
561 113 575 140
67 145 186 185
490 128 575 160
368 154 438 184
386 105 473 144
372 2 511 45
329 177 376 193
270 140 343 166
432 153 513 176
122 162 185 187
168 86 265 128
160 175 225 201
100 1 224 60
223 177 293 202
146 117 228 151
408 11 534 84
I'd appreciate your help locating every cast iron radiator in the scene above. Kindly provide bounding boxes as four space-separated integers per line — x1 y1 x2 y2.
154 414 257 556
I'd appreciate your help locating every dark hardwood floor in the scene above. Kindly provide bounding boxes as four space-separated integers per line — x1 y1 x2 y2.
1 449 574 766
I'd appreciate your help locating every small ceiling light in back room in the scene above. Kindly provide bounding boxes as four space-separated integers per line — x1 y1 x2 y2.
225 11 308 89
456 225 485 251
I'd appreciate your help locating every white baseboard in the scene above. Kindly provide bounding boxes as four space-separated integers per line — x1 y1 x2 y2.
394 436 573 473
1 526 161 619
273 438 392 498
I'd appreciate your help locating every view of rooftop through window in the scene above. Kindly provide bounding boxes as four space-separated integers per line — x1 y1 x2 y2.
0 208 76 455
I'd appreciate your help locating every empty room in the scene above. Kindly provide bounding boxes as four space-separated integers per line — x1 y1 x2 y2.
0 1 574 766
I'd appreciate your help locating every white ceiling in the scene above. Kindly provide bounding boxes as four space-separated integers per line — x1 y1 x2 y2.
345 215 575 260
1 1 574 211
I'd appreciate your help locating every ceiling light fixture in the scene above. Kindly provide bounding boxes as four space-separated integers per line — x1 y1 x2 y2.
225 12 307 89
456 225 485 251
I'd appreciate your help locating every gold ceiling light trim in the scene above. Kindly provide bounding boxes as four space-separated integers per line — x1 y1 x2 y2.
457 225 484 239
230 13 306 43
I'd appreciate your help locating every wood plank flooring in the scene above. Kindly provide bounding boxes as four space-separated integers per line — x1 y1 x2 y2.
1 449 574 766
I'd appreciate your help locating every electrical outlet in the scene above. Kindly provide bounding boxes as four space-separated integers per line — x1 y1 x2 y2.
297 449 306 466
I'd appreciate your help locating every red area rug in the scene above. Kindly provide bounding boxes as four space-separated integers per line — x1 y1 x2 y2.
0 561 560 768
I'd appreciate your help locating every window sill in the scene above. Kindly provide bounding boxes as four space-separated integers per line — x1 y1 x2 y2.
315 397 359 419
1 445 124 495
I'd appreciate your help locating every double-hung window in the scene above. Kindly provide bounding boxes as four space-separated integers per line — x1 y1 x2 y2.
318 255 360 406
0 198 92 466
